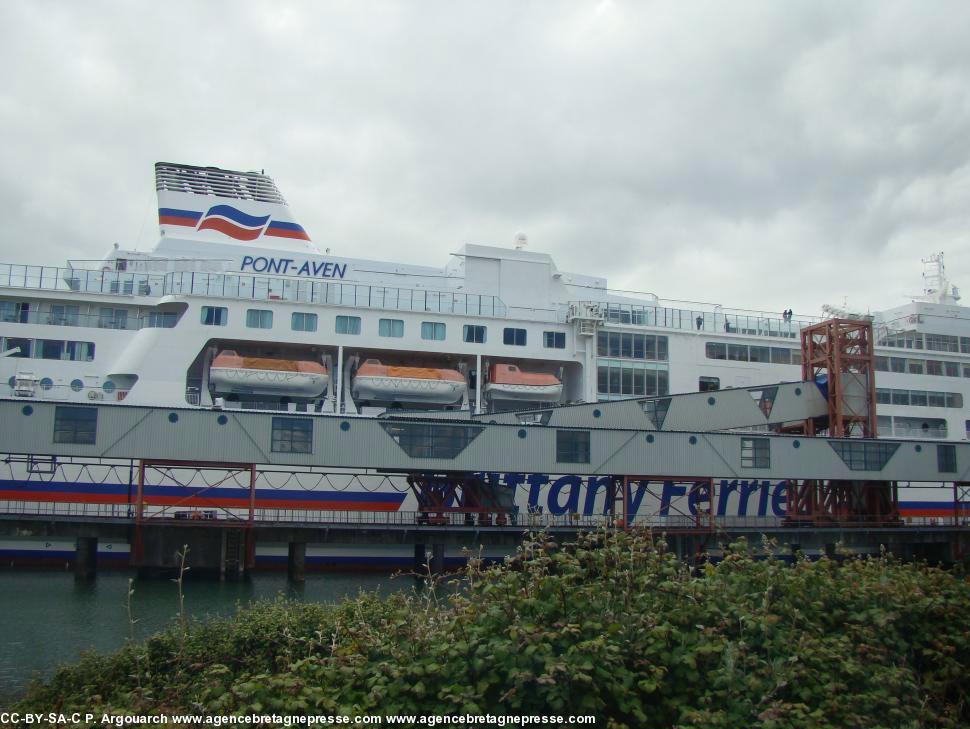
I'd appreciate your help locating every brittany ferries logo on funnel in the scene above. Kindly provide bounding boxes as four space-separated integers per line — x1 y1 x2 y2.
197 205 269 241
158 205 311 242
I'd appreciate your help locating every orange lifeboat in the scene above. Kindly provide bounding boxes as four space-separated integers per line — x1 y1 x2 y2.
209 351 329 397
352 359 466 405
485 363 562 403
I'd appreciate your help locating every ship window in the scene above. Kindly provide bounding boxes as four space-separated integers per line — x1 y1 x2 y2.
876 389 891 405
463 325 487 344
749 346 769 363
909 390 928 406
890 357 906 373
380 422 484 459
49 305 79 326
37 339 65 360
246 309 273 329
828 441 899 471
556 430 590 464
503 328 527 346
379 318 404 338
65 341 95 361
271 417 313 454
705 342 727 360
740 437 769 468
964 365 970 378
335 315 361 335
53 406 97 445
0 301 29 323
727 344 748 362
291 312 318 332
3 337 31 357
874 356 889 372
945 361 960 377
947 393 963 408
200 306 228 326
421 322 446 341
699 376 720 392
937 444 957 473
962 337 970 354
927 391 946 408
926 360 943 376
99 308 128 330
543 331 565 349
146 312 177 328
908 360 924 374
770 348 791 365
891 390 909 406
926 334 960 353
791 350 802 366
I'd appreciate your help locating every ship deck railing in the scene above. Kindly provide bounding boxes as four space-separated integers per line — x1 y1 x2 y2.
162 271 509 318
568 300 824 339
0 262 842 341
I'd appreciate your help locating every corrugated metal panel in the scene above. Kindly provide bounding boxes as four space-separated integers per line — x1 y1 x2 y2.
0 400 965 482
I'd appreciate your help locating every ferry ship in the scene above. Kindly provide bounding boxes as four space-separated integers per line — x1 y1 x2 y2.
0 162 967 568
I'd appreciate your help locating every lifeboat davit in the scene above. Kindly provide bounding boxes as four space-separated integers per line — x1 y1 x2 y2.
485 363 563 403
209 351 329 397
352 359 466 405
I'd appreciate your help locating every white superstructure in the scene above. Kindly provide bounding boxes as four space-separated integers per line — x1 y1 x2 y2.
0 162 967 446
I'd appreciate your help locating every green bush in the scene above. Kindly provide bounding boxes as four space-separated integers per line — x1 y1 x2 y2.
11 532 970 728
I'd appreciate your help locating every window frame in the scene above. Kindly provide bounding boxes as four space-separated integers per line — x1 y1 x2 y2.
271 417 313 454
53 406 98 445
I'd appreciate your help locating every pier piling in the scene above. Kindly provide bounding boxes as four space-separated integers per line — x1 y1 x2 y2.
74 536 97 579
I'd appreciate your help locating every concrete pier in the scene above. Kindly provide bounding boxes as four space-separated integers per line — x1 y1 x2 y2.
414 543 427 574
431 544 445 574
74 536 97 579
288 542 306 582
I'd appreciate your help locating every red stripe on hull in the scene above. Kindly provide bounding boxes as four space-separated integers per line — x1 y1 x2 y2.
0 492 400 512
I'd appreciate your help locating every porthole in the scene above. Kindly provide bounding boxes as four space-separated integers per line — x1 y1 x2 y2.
518 429 527 439
794 387 802 396
707 396 716 406
168 412 179 423
21 405 33 416
39 377 53 391
7 376 14 389
793 440 800 449
340 421 350 432
103 380 116 394
593 409 602 418
915 444 922 453
646 434 655 443
217 414 228 425
70 379 84 392
689 435 698 445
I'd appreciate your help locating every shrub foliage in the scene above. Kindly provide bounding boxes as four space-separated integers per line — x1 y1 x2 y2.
12 531 970 728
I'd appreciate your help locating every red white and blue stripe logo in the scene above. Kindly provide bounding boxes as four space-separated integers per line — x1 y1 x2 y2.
158 205 311 242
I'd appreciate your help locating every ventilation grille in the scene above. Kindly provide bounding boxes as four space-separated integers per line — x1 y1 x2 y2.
155 163 286 204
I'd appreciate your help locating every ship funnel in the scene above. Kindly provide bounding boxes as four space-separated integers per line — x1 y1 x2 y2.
154 163 319 254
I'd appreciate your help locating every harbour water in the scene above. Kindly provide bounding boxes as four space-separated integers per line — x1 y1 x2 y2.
0 570 404 701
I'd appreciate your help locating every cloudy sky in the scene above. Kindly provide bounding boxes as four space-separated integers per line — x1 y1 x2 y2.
1 1 968 317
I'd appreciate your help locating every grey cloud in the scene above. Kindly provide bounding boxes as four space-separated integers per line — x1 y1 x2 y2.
1 0 968 316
